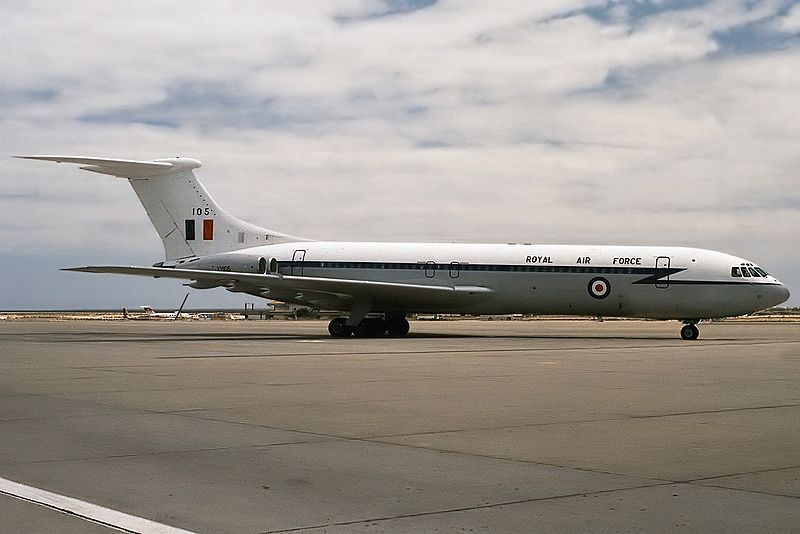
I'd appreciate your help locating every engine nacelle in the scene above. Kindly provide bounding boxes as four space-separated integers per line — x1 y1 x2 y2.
186 252 277 274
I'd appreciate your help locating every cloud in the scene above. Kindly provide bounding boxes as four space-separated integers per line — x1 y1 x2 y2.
776 1 800 32
1 0 799 308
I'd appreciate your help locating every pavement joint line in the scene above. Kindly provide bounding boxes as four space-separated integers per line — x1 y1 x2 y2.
363 403 800 440
2 385 256 398
7 388 799 483
258 481 677 534
159 410 355 441
4 396 791 497
151 339 800 360
158 408 669 485
155 411 672 484
0 440 328 467
3 389 349 445
156 404 800 487
1 412 144 423
358 436 670 483
0 476 195 533
70 364 168 369
156 410 641 475
685 481 800 500
681 464 800 483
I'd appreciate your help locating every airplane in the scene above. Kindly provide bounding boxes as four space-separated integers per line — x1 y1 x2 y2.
17 155 790 340
122 293 192 320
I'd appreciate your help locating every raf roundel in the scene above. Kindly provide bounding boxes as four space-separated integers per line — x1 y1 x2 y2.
588 277 611 299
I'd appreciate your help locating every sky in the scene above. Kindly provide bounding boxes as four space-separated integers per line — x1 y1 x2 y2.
1 0 799 310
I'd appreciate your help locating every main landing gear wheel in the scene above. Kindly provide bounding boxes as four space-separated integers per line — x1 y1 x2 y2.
680 323 700 341
327 314 410 338
353 318 387 338
328 318 351 338
386 317 410 337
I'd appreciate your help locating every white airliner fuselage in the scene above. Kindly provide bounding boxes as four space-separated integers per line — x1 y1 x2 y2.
179 242 785 319
18 155 790 339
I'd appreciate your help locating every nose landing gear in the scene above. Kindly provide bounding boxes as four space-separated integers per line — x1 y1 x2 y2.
680 322 700 341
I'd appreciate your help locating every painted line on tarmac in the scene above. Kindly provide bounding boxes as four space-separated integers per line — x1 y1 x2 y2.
0 476 195 534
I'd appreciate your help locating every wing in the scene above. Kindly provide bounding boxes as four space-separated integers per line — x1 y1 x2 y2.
64 266 495 311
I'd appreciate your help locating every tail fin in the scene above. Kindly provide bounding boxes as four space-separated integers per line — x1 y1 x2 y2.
16 155 304 261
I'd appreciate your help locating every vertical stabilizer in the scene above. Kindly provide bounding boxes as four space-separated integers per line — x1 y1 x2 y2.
16 156 304 261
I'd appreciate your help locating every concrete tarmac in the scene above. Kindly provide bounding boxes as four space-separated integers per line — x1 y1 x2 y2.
0 319 798 533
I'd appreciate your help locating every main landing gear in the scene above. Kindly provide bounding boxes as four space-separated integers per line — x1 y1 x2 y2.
680 322 700 341
328 313 410 338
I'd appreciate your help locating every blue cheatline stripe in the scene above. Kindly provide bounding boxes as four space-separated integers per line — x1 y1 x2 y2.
273 261 775 286
184 219 195 241
271 261 775 286
278 260 685 279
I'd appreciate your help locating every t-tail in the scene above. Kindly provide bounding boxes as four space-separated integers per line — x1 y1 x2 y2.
15 156 304 262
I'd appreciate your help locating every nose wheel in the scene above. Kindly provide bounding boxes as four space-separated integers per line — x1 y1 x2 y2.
680 323 699 341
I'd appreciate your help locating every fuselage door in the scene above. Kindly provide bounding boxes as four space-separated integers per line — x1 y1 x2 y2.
292 249 306 276
655 256 670 289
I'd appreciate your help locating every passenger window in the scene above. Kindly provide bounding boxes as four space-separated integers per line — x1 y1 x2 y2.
731 267 741 277
740 267 751 277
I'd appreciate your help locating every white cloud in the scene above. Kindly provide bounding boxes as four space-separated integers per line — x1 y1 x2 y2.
777 2 800 32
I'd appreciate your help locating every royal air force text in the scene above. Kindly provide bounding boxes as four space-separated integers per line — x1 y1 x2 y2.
525 256 642 265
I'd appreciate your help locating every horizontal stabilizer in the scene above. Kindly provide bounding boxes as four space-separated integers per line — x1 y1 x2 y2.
14 155 196 178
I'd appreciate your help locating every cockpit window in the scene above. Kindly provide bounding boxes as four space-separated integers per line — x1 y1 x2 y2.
754 267 768 277
731 267 742 277
747 267 760 277
740 266 751 277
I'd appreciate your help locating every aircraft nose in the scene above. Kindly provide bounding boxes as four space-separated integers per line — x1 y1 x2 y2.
767 283 790 307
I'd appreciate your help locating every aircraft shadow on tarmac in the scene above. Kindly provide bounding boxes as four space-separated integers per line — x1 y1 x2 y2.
29 331 739 343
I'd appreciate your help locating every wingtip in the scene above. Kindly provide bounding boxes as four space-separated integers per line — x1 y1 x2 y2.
14 155 66 163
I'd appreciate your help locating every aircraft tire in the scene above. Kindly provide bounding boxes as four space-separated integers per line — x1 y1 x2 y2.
680 324 699 341
353 318 387 337
369 317 387 337
387 318 410 337
328 318 351 337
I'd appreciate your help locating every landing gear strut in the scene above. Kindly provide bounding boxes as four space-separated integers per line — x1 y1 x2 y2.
327 313 409 338
680 323 699 341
